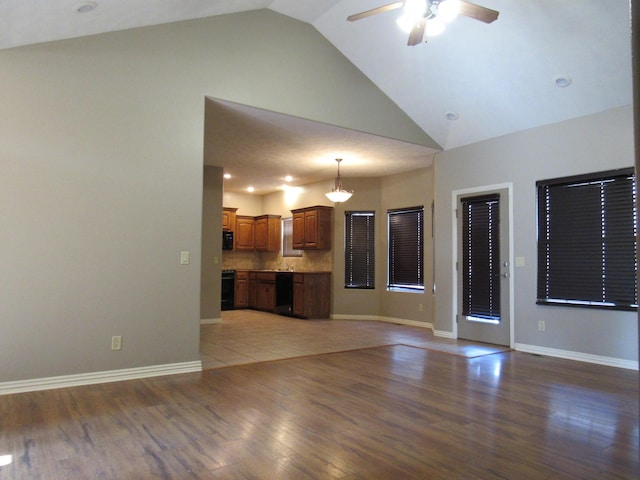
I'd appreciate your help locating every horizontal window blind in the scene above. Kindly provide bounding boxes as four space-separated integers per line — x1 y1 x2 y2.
536 168 637 310
388 206 424 289
461 194 501 320
345 211 375 289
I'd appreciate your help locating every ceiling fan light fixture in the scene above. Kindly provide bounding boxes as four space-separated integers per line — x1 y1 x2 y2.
325 158 353 203
437 0 460 22
425 16 446 36
404 0 428 18
349 0 499 46
396 13 419 33
397 0 428 33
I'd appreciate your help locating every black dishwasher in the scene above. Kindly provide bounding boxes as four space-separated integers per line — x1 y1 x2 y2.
221 269 235 310
275 272 293 316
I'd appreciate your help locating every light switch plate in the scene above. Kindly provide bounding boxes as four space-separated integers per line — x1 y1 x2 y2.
180 251 190 265
515 256 525 267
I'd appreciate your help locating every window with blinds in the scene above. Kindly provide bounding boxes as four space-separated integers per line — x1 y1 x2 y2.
282 217 302 257
461 194 501 321
388 206 424 290
536 168 637 311
344 211 375 289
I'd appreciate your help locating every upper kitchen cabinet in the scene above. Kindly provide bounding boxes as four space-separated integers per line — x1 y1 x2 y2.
235 214 282 252
235 215 255 251
255 215 281 252
291 206 333 250
222 207 237 232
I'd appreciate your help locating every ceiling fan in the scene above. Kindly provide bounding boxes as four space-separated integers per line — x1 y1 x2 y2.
347 0 499 46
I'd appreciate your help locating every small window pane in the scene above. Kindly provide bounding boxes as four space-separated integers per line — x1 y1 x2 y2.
282 217 302 257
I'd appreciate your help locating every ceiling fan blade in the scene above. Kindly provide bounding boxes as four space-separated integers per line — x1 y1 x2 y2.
457 1 499 23
407 18 426 46
347 1 404 22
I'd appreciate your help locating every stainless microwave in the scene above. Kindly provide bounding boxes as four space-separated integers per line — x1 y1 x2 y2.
222 230 234 250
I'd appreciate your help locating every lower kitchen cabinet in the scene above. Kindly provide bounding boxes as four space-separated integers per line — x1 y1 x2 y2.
255 272 276 312
234 271 331 319
234 271 249 308
293 272 331 319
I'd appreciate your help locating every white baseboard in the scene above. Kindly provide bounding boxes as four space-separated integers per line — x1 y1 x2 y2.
201 318 222 325
515 343 638 370
331 314 433 331
327 320 638 370
0 361 203 396
433 330 455 339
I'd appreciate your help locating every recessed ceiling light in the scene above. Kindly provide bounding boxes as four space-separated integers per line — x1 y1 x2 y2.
247 187 255 193
445 111 459 121
553 75 572 88
284 175 293 182
73 2 98 14
223 173 231 179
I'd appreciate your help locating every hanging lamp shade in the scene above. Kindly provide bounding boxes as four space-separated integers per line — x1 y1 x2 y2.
325 158 353 203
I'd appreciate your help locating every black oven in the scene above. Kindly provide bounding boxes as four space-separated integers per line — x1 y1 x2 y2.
221 269 235 310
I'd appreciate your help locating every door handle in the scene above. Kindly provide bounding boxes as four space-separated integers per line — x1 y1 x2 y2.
494 272 509 278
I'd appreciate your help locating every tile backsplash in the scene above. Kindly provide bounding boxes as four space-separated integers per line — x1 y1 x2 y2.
222 249 332 272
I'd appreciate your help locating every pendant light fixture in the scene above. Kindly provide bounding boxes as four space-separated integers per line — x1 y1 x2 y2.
325 158 353 203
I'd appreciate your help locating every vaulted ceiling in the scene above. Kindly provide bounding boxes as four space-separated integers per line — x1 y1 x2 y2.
2 1 633 192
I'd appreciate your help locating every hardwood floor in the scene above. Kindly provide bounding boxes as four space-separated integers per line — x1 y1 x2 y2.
0 314 637 479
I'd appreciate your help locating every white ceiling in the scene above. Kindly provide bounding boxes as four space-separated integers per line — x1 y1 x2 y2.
2 0 633 194
205 98 439 194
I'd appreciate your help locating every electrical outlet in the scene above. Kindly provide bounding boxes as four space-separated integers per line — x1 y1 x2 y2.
418 303 424 312
538 321 545 332
111 335 122 351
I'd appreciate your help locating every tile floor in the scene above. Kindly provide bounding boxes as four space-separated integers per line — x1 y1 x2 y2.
200 309 510 370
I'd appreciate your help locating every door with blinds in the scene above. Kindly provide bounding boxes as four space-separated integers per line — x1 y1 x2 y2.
457 189 511 346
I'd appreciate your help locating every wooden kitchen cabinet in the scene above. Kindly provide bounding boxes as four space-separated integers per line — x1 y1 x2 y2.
222 207 237 232
293 272 331 319
254 215 281 252
255 272 276 312
291 206 333 250
235 216 255 251
234 270 249 308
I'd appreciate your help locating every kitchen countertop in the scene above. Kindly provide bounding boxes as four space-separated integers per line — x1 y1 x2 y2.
235 269 331 274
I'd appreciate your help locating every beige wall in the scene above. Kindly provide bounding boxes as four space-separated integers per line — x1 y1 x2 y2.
201 166 223 321
434 106 638 362
330 177 384 317
0 10 430 383
379 168 434 323
222 192 264 217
